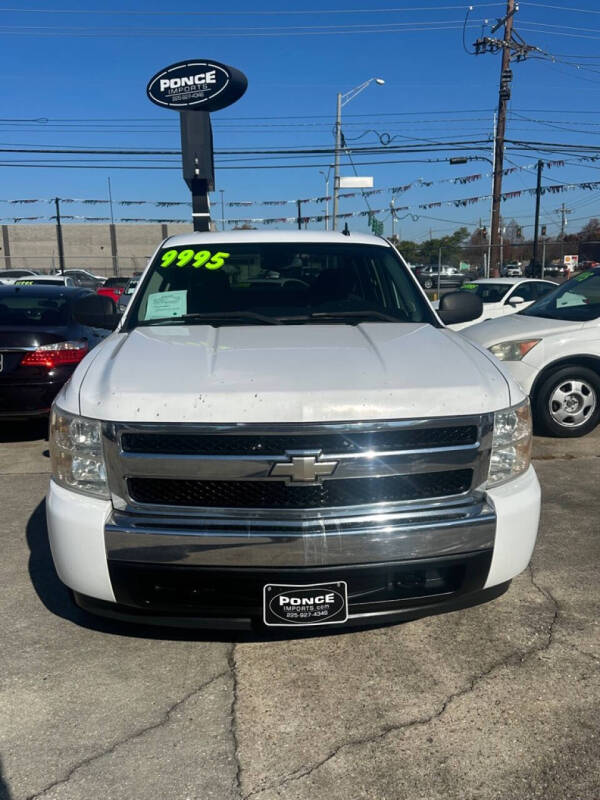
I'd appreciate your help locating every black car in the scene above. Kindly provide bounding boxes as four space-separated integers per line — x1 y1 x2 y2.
416 266 464 290
0 286 117 419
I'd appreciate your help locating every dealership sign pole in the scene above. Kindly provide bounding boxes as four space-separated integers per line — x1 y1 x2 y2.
147 60 248 232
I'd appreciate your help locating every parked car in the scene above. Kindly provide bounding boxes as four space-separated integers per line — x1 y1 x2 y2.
417 265 464 290
0 269 39 285
13 275 75 287
464 267 600 437
505 264 522 277
541 263 568 278
60 269 106 289
46 230 540 630
437 278 558 331
97 276 130 304
117 278 139 312
0 286 117 419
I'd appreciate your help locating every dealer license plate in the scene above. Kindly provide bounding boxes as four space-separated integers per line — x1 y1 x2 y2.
263 581 348 627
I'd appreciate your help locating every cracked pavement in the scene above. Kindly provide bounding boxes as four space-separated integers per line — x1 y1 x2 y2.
0 423 598 800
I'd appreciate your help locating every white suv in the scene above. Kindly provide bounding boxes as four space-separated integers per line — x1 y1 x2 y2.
437 278 558 331
46 231 540 630
464 268 600 437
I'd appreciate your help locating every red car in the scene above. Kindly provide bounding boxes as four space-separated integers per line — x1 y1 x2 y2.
97 277 130 304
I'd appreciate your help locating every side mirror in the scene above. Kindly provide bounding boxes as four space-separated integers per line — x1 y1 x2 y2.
508 295 525 306
437 291 483 326
73 293 120 330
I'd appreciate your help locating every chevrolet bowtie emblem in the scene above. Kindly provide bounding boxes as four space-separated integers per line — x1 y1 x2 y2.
270 451 339 485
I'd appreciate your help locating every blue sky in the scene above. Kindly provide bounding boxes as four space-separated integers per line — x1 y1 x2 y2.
2 1 600 240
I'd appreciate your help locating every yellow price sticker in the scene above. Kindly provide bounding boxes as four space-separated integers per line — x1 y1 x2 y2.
159 249 230 270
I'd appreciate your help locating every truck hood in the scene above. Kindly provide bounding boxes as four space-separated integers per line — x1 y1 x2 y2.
463 313 584 350
70 323 514 423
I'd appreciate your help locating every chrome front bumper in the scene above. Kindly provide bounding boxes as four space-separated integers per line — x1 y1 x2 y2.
105 497 496 569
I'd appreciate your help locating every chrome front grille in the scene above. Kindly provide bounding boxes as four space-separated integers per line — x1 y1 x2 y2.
120 425 479 456
103 416 494 518
128 470 474 509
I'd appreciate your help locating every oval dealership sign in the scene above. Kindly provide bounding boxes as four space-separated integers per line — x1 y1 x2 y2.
146 60 248 111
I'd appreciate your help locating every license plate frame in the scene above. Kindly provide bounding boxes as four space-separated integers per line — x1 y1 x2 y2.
263 581 348 627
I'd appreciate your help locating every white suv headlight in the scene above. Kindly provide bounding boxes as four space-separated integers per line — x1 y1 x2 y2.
50 406 109 499
488 399 532 488
489 339 540 361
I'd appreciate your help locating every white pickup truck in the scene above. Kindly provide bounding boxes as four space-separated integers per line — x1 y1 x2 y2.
47 231 540 630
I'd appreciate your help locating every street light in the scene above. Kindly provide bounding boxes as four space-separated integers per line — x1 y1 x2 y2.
332 77 385 231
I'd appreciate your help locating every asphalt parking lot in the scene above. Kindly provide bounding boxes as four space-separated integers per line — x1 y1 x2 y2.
0 421 598 800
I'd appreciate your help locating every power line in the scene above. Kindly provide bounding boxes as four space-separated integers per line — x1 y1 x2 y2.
0 4 506 15
519 25 600 41
0 24 479 38
524 2 600 16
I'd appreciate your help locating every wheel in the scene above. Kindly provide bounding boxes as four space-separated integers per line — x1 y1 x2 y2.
423 278 433 289
534 365 600 437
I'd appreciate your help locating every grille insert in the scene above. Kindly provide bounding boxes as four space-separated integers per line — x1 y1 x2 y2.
121 426 478 456
128 470 473 509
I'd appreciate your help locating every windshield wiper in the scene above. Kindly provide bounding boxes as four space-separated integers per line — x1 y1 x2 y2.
309 310 402 323
136 311 283 327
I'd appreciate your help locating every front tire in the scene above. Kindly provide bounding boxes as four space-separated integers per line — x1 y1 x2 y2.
534 365 600 437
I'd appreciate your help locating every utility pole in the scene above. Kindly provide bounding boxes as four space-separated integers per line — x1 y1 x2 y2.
488 113 496 275
490 0 515 277
390 198 396 239
319 169 331 231
532 159 543 275
558 202 571 238
220 188 225 231
332 93 342 231
54 197 65 275
542 236 547 279
296 199 302 231
556 202 571 265
107 178 119 277
472 1 542 276
107 177 115 226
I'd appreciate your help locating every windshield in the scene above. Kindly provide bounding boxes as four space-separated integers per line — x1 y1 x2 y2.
104 277 129 288
0 294 69 326
520 270 600 322
459 283 512 303
125 242 437 328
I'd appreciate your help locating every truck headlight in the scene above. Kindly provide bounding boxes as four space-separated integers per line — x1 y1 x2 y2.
489 339 540 361
50 406 109 499
488 400 532 488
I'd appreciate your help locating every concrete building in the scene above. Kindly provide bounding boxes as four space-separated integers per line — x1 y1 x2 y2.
1 223 194 277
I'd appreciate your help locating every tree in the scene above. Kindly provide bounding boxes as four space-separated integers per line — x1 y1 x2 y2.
419 227 469 267
577 218 600 242
394 239 420 264
504 218 523 243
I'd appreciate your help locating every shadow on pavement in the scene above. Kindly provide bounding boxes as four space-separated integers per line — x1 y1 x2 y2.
26 499 363 644
0 419 48 444
0 757 13 800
